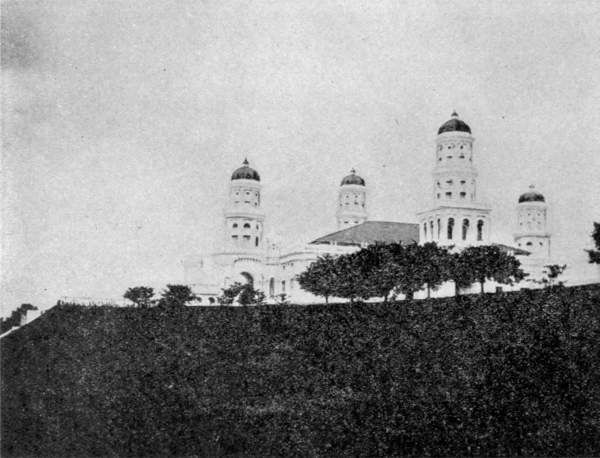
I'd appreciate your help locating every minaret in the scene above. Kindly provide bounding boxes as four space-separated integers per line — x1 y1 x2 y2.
223 159 265 252
336 169 367 229
417 111 491 247
514 185 551 258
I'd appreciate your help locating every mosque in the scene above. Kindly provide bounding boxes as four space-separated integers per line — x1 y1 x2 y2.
183 112 552 304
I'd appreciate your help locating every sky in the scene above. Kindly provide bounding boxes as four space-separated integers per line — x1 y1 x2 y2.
2 0 599 314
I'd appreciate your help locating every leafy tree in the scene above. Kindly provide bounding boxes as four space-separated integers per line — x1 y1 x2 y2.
218 282 266 306
158 284 196 308
387 243 430 300
542 264 567 288
586 222 600 264
123 286 155 308
1 303 38 333
461 245 526 294
418 242 452 298
297 254 340 304
333 252 373 302
447 252 477 296
353 243 397 302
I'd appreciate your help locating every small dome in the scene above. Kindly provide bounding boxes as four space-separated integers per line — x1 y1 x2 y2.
519 185 545 203
340 169 365 186
231 158 260 181
438 111 471 135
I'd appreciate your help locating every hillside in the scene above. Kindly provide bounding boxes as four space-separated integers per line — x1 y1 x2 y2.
2 285 600 457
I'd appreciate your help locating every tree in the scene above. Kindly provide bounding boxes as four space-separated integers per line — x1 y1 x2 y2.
158 284 196 308
461 245 526 294
123 286 155 308
586 222 600 264
297 254 341 304
218 282 266 306
447 251 477 296
542 264 567 288
387 243 429 300
354 243 398 302
1 303 38 333
418 242 452 298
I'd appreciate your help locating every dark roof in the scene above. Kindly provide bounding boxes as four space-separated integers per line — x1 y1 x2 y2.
231 159 260 181
438 111 471 135
340 169 365 186
310 221 420 246
519 185 545 203
492 243 531 256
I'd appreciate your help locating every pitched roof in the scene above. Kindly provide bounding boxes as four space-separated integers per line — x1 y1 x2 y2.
310 221 420 246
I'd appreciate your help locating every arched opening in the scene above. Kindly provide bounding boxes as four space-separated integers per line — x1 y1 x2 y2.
423 223 427 239
477 220 484 241
462 219 469 241
243 223 251 229
447 218 455 240
269 278 275 297
430 221 434 240
209 297 215 304
437 219 441 239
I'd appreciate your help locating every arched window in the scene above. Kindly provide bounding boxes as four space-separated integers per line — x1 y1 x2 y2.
430 220 434 240
460 192 466 199
477 220 484 241
232 223 238 228
437 218 441 239
445 192 452 199
255 237 259 247
423 223 427 239
243 223 251 229
281 281 286 294
447 218 455 240
526 241 533 247
462 219 469 240
209 297 215 304
269 278 275 297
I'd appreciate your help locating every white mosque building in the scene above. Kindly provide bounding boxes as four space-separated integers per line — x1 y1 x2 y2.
184 112 553 304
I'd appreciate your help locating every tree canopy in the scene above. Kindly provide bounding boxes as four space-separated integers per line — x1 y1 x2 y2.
587 222 600 264
123 286 155 308
159 285 196 308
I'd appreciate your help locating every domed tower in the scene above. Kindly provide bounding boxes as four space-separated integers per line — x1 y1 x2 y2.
417 112 491 247
336 169 367 229
223 159 265 252
514 185 551 258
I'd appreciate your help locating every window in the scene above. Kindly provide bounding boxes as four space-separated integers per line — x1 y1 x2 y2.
438 157 442 161
445 192 452 199
437 193 441 199
243 235 250 240
281 281 286 293
255 237 259 247
477 220 484 241
232 235 238 240
446 179 453 185
460 180 466 185
430 220 434 239
462 219 469 240
245 191 250 195
233 223 238 228
526 241 533 247
447 218 455 240
209 297 215 304
243 223 251 229
437 219 441 239
423 223 427 238
447 155 453 160
539 242 543 246
460 192 466 199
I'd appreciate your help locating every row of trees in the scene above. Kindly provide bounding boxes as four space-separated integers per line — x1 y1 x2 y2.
298 243 527 303
0 303 38 333
123 284 196 308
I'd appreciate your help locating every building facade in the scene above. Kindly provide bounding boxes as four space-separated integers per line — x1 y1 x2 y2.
184 112 553 304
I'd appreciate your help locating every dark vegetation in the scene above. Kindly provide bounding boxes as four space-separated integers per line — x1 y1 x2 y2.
3 284 600 457
298 243 526 302
588 221 600 264
0 303 37 333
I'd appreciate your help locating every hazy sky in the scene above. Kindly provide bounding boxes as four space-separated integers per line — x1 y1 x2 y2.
2 0 599 313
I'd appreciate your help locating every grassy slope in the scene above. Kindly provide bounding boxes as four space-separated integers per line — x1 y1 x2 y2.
2 285 600 457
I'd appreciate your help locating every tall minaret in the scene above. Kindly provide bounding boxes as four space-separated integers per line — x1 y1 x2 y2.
417 111 491 247
336 169 367 229
514 185 551 258
223 159 265 252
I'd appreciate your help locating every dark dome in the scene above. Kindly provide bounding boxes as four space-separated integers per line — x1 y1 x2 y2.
231 159 260 181
438 111 471 135
341 169 365 186
519 185 545 203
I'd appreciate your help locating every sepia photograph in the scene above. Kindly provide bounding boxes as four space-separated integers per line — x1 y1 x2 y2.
2 0 600 456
